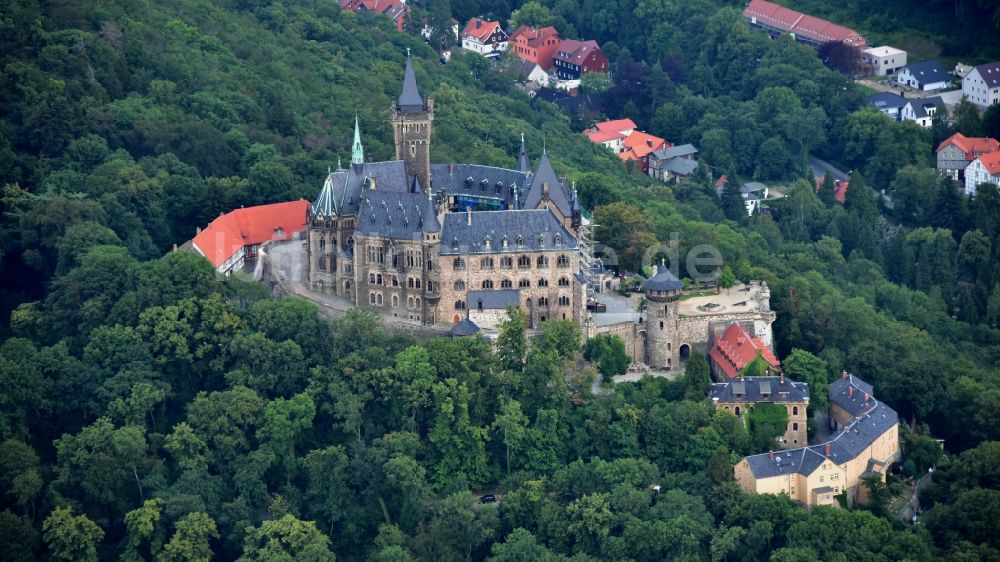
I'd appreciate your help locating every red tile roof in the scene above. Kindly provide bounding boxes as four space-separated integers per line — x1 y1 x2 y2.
709 322 781 379
592 119 637 134
936 132 1000 160
980 152 1000 177
715 175 729 189
619 130 667 161
554 39 601 63
192 201 310 268
461 18 501 43
584 129 626 144
744 0 866 47
816 175 849 203
510 25 559 47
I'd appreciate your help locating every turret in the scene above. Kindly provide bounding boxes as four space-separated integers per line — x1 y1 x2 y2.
643 260 683 369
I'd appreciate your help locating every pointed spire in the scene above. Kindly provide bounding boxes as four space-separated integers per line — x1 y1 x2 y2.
313 173 337 218
398 52 424 112
421 188 441 233
518 132 531 174
351 116 364 165
337 157 343 171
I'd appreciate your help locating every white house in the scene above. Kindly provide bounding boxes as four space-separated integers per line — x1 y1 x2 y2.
514 60 550 87
896 60 950 91
863 46 906 76
965 152 1000 196
867 92 907 120
962 61 1000 109
740 182 769 215
460 18 508 59
900 96 946 128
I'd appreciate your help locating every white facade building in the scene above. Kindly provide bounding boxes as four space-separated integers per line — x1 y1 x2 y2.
965 153 1000 196
962 62 1000 109
863 46 906 76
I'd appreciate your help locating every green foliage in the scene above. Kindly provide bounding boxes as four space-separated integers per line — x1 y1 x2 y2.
583 334 630 380
42 506 104 562
746 403 788 452
683 350 711 400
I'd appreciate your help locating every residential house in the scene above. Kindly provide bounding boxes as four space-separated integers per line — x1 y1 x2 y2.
187 200 310 275
965 152 1000 195
954 63 974 78
896 60 950 91
710 375 809 448
618 130 666 174
551 39 608 82
862 46 906 76
421 17 459 45
460 17 508 59
509 25 561 70
734 374 900 508
936 132 1000 181
815 175 849 203
740 182 770 215
708 321 780 381
866 92 907 120
340 0 410 32
513 59 550 88
583 119 637 151
743 0 866 49
900 96 946 128
962 61 1000 109
648 144 699 183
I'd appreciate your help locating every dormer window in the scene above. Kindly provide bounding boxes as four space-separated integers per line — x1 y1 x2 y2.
451 237 459 250
516 235 524 246
484 235 492 248
502 236 509 248
465 177 473 189
538 234 545 247
480 179 488 191
554 234 562 245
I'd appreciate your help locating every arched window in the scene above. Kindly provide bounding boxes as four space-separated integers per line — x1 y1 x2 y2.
344 280 352 291
537 278 549 287
376 294 383 305
501 279 513 289
369 273 376 285
538 234 545 248
408 277 415 288
538 297 549 306
537 256 549 267
480 257 494 269
518 255 530 268
391 276 399 287
557 255 570 267
519 279 530 288
484 236 492 249
451 237 459 250
415 279 421 289
559 296 570 306
454 280 465 290
792 406 799 416
482 280 494 289
376 274 383 285
734 406 741 416
516 235 524 246
415 297 421 308
480 179 488 191
392 295 399 308
369 292 376 304
453 258 466 270
319 238 326 251
502 236 509 249
465 177 473 189
455 300 466 310
501 256 513 269
408 297 414 309
558 277 570 286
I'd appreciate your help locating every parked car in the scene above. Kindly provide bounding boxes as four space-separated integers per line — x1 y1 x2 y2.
479 494 497 504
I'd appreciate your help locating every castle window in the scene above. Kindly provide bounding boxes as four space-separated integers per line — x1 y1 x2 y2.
369 292 376 304
537 278 549 287
455 300 466 310
538 297 549 306
558 277 570 287
408 277 415 288
793 422 799 431
414 279 421 289
734 406 741 416
518 255 530 268
501 256 513 269
319 238 326 251
482 280 494 289
501 279 513 289
451 237 459 250
392 276 399 287
410 144 416 156
376 274 383 286
792 406 799 416
559 296 570 306
659 321 664 329
480 257 494 269
519 279 530 288
480 179 488 191
484 236 492 249
465 177 473 189
502 236 509 249
408 297 414 309
495 181 503 193
538 234 545 248
376 294 383 305
557 254 570 267
392 295 399 308
516 235 524 246
554 234 562 245
537 256 549 267
345 280 352 291
415 297 421 308
454 280 465 290
369 273 375 285
453 258 466 271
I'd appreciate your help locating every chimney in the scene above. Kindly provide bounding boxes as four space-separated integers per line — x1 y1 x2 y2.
780 373 784 384
172 243 178 252
476 17 482 29
196 227 202 235
825 443 831 456
768 450 774 460
848 386 853 398
371 177 377 191
543 181 549 196
863 393 869 403
466 207 472 226
448 162 454 174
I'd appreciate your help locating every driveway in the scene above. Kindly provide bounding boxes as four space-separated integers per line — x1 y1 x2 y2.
808 155 849 182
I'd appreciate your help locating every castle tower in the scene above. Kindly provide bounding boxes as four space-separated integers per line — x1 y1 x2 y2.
420 188 441 323
391 53 434 191
643 261 683 369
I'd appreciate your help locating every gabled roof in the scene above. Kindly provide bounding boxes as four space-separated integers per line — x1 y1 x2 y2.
710 376 809 403
398 55 424 112
975 152 1000 177
906 96 945 119
510 25 559 47
708 322 780 379
901 60 949 84
591 118 637 135
664 158 698 175
461 18 503 43
867 92 907 110
583 128 627 144
619 131 667 161
743 0 865 46
971 61 1000 88
429 163 529 209
553 39 602 64
654 143 698 160
192 201 310 268
467 289 520 309
937 132 1000 159
815 176 849 203
357 190 438 241
524 152 573 217
829 374 876 418
439 209 578 256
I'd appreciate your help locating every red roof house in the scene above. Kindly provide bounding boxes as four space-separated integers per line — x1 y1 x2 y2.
552 39 608 80
618 130 668 173
937 132 1000 161
816 175 849 203
340 0 410 32
708 322 781 380
190 200 310 274
744 0 866 49
509 25 561 70
460 17 509 58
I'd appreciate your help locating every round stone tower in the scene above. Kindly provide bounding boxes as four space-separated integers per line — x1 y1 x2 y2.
643 262 683 369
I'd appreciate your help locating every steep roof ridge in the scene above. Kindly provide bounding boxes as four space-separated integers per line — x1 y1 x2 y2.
398 54 423 111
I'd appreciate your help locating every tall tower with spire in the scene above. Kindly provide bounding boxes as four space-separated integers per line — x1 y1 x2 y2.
391 52 434 192
350 116 364 165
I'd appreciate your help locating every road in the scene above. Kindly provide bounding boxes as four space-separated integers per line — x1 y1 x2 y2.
808 155 849 182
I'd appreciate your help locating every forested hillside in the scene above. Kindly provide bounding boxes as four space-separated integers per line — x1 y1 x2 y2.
3 0 1000 561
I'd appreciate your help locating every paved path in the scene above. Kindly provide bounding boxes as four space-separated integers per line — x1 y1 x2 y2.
808 155 850 182
896 471 934 522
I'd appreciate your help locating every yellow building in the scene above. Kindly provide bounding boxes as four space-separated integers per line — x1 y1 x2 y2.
733 374 900 507
710 376 809 448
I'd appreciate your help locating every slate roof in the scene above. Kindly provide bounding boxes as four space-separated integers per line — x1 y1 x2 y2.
741 182 768 194
449 316 481 336
398 55 424 112
643 264 684 291
439 209 578 255
665 158 699 175
907 96 945 118
356 191 437 241
710 376 809 403
902 60 949 85
708 322 781 379
523 152 573 218
467 289 521 309
552 39 601 66
518 135 531 174
867 92 907 110
973 61 1000 88
654 144 698 159
429 164 529 208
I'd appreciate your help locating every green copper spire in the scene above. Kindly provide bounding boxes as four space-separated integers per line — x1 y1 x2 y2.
351 116 364 165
